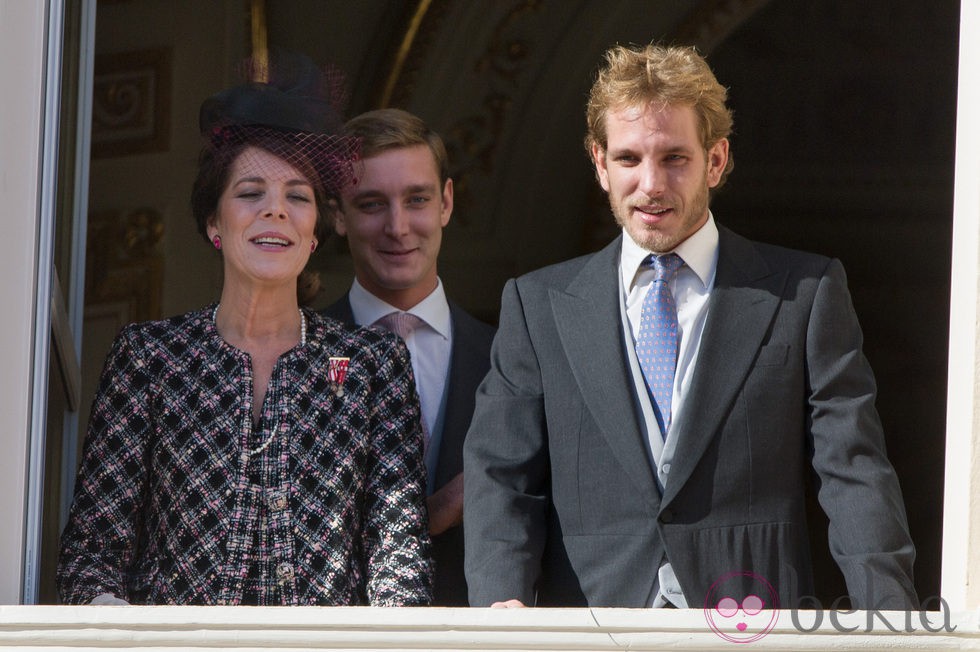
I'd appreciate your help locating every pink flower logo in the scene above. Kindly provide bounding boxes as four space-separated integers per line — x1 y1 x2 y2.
703 571 779 643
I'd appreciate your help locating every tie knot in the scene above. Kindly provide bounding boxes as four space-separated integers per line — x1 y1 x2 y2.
646 253 684 282
374 311 425 339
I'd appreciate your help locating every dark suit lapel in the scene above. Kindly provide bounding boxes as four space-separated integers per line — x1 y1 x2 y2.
325 293 490 491
435 303 488 488
661 227 787 506
551 237 661 502
321 293 356 325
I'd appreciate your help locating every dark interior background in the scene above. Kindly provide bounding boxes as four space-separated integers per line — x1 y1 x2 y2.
74 0 958 605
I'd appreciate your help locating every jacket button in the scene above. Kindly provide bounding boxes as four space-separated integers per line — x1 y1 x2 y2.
660 509 674 523
268 491 288 511
276 562 294 582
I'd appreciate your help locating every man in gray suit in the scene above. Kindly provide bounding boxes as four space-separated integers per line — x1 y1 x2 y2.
463 44 917 610
323 109 494 606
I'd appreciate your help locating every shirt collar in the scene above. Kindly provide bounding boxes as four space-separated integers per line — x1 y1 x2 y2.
621 212 719 290
348 278 452 340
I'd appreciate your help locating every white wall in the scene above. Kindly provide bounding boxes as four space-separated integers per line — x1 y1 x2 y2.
943 0 980 611
0 1 48 604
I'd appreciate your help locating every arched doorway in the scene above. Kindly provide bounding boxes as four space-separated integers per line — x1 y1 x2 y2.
56 0 954 604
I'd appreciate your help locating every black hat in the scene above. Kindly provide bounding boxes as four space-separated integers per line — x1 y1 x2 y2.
198 52 358 194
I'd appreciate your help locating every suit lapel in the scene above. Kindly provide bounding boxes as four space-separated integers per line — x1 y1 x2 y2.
435 303 484 488
326 294 489 491
322 294 356 325
551 237 661 503
661 227 787 506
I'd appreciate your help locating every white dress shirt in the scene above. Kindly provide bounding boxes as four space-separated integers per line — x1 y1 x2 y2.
348 278 453 492
618 213 720 607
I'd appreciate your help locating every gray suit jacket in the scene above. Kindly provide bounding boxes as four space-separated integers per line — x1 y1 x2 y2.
323 294 495 606
463 227 917 609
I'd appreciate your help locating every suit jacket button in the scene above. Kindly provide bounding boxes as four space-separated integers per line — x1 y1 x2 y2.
660 509 674 523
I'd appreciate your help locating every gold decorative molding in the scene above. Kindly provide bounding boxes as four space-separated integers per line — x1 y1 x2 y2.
91 48 172 158
249 0 269 81
472 0 542 82
441 1 544 224
379 0 453 109
380 0 436 108
376 0 545 224
85 207 164 323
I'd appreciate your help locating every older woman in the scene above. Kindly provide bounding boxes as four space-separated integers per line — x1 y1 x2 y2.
57 57 432 606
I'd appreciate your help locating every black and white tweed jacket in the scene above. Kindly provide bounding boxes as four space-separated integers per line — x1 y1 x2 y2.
58 306 432 606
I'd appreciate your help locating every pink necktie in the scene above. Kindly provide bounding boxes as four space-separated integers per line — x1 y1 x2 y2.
636 253 684 438
375 311 424 340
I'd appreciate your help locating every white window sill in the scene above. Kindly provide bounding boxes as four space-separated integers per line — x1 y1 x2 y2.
1 606 977 650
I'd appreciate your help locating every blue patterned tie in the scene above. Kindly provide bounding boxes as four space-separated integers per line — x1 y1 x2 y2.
636 253 684 438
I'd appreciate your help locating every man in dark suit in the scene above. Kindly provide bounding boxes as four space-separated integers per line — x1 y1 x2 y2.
323 109 495 606
463 44 917 610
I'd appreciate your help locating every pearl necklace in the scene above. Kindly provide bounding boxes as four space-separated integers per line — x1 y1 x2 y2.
212 303 307 460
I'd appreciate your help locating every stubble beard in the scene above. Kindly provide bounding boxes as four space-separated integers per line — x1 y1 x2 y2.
612 182 710 253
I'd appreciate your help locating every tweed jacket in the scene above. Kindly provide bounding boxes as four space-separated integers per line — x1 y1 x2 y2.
323 294 496 605
58 306 432 606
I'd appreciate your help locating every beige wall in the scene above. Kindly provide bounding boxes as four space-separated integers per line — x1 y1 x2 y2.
0 0 47 604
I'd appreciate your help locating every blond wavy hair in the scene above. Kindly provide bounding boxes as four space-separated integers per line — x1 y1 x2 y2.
585 44 734 188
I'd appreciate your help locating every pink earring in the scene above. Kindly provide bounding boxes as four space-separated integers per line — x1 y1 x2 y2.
212 235 221 250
